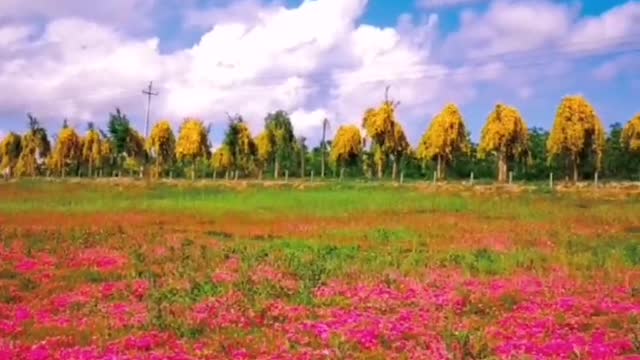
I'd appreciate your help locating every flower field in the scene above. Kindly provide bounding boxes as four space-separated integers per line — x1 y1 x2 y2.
0 180 639 359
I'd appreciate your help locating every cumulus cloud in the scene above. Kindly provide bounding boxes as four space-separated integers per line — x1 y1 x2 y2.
418 0 488 10
0 0 639 145
0 0 158 31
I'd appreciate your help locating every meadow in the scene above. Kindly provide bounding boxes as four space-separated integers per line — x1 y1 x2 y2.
0 179 639 359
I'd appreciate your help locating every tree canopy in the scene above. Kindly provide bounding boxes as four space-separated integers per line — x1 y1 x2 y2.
418 104 470 180
547 96 606 182
478 104 529 182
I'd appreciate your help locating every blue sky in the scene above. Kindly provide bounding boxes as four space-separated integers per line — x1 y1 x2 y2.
0 0 639 146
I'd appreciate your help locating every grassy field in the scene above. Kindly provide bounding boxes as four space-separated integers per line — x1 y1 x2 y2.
0 180 639 359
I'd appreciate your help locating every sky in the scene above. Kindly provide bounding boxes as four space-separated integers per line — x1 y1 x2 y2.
0 0 639 147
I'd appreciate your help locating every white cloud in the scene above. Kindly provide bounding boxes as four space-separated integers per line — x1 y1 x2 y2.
184 0 284 30
593 54 640 81
0 0 157 30
0 0 638 147
418 0 488 9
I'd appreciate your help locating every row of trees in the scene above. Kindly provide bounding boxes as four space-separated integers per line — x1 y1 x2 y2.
1 92 640 182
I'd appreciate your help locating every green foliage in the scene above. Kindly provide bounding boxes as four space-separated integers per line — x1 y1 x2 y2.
223 115 257 176
107 108 132 156
265 110 295 177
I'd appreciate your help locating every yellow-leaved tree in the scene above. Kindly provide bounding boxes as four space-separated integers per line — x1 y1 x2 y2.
547 96 606 183
417 104 470 180
330 125 363 176
176 118 210 179
82 123 103 177
389 121 410 180
1 132 22 176
362 87 405 179
212 145 233 179
16 114 51 177
255 132 273 179
49 125 82 177
621 113 640 155
147 120 176 178
478 104 529 183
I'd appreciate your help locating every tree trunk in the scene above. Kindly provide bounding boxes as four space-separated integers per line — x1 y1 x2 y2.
392 158 398 181
89 158 93 178
572 156 578 184
274 159 279 180
156 156 160 179
377 160 383 179
340 165 344 181
497 153 508 183
436 155 442 180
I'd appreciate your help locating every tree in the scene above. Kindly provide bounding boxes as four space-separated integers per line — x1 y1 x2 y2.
296 136 308 177
547 96 606 183
330 125 363 177
478 104 529 183
389 122 410 180
49 124 82 177
223 115 256 178
108 108 132 156
417 104 470 180
82 122 103 177
148 121 176 178
362 86 403 179
621 113 640 155
212 145 233 179
255 132 273 179
621 114 640 178
16 114 50 177
320 118 330 178
265 110 295 179
0 132 22 176
176 118 209 179
523 127 551 180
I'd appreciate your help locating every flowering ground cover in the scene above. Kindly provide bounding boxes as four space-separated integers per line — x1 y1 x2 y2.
0 180 639 359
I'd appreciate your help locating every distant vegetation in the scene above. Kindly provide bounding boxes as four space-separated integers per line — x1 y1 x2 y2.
2 93 640 182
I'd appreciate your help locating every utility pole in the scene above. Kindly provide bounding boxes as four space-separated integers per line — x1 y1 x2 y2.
142 81 159 140
320 118 329 178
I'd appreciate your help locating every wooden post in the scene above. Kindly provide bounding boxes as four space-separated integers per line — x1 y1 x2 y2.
549 172 554 189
